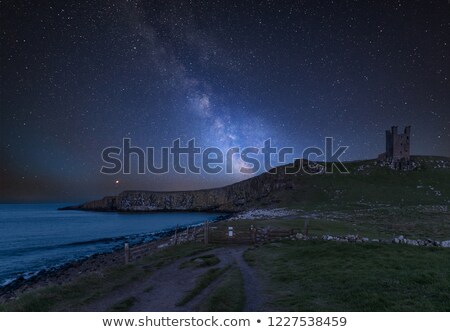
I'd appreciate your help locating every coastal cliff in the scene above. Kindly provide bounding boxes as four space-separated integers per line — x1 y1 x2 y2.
62 165 296 213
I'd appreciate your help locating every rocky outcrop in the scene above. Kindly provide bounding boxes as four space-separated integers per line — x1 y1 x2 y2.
62 166 295 213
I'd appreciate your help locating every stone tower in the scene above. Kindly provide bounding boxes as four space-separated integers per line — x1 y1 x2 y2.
378 126 411 169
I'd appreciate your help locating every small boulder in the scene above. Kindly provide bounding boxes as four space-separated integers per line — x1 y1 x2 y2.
295 233 304 240
441 240 450 248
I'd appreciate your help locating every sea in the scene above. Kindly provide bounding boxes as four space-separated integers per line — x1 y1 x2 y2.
0 204 225 286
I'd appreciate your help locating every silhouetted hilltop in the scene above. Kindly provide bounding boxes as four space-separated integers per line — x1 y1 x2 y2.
60 156 450 213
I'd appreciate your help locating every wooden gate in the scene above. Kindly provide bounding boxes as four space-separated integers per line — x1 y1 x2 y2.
207 223 256 245
205 223 298 244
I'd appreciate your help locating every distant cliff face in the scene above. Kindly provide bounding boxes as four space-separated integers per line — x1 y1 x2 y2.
74 169 294 212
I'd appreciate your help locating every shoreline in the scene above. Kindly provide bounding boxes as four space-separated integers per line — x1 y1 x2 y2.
0 215 230 303
2 205 449 305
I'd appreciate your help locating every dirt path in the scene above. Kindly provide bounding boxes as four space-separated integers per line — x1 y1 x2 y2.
230 248 263 311
82 246 262 311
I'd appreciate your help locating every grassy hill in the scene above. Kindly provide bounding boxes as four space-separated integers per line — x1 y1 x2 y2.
237 157 450 311
241 156 450 241
269 156 450 211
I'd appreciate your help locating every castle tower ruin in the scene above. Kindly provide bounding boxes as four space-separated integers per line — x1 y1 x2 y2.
378 125 411 169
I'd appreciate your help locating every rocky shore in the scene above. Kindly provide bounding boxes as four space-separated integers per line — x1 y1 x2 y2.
0 248 125 303
0 225 198 303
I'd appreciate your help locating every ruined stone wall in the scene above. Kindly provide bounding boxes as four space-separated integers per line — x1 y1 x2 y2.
381 126 411 164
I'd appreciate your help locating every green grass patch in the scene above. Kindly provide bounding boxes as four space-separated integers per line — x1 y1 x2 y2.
176 266 228 306
264 157 450 212
199 267 245 311
143 286 154 293
109 296 137 312
222 204 450 241
179 254 220 269
244 240 450 311
0 264 142 312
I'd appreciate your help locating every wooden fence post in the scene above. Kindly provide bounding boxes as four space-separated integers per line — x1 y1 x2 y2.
304 220 309 236
174 224 178 245
124 242 130 264
251 225 256 244
204 221 209 245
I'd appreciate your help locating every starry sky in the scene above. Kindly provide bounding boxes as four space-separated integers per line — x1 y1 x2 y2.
1 0 449 202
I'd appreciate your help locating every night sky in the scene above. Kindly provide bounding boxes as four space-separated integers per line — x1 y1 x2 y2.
1 0 449 202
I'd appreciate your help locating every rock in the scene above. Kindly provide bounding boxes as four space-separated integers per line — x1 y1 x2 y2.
371 239 379 243
441 240 450 248
61 166 295 213
398 235 404 241
362 237 369 242
346 235 357 242
393 238 400 244
295 233 303 240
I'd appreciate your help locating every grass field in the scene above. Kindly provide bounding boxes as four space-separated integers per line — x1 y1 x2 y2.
236 157 450 241
244 240 450 311
225 206 450 241
176 266 227 306
269 157 450 212
199 267 245 311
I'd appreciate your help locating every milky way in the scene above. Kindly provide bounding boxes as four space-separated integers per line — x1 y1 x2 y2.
1 0 449 202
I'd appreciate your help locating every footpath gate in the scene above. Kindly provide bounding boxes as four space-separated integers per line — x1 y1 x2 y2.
205 221 300 245
124 221 304 263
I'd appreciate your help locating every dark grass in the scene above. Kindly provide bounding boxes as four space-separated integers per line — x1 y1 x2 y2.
211 159 450 241
109 296 137 312
143 286 154 293
225 207 450 241
179 254 221 269
0 264 142 312
244 240 450 311
199 267 245 311
176 266 229 306
274 157 450 212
